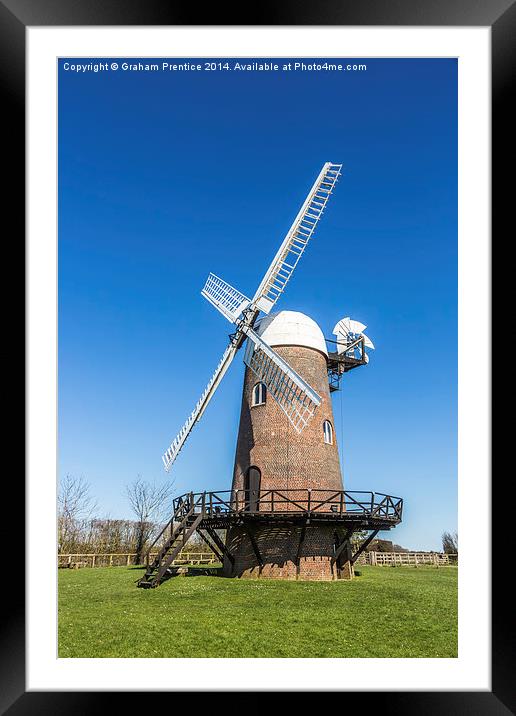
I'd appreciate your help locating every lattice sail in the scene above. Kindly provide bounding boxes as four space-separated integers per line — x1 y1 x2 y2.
242 327 321 433
162 342 238 471
252 162 342 315
201 273 250 323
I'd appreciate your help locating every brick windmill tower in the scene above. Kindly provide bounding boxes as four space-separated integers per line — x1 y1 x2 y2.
228 310 347 579
138 164 402 589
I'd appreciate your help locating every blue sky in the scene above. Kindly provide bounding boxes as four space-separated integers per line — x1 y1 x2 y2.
58 58 457 551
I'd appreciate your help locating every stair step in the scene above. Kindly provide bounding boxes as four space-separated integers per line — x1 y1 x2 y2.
138 508 203 590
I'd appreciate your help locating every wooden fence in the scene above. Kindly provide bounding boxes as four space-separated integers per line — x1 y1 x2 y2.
58 551 457 569
58 552 218 569
355 551 458 566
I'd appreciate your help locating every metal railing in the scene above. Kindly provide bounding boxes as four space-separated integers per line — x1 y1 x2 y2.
172 489 403 522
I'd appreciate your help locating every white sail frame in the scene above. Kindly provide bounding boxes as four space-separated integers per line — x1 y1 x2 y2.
201 273 250 323
162 162 342 470
252 162 342 314
162 342 238 471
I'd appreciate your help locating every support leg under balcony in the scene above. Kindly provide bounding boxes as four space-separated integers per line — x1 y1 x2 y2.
332 528 354 580
197 529 224 564
351 529 379 565
204 526 235 574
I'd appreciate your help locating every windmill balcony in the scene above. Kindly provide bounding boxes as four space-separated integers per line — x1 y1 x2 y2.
170 489 403 531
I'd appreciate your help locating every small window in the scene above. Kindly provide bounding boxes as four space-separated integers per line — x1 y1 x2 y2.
252 382 267 406
323 420 333 445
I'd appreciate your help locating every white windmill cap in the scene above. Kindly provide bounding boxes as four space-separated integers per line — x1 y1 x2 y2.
255 310 328 357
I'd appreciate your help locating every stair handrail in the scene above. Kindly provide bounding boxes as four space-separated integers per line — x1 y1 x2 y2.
144 504 187 567
145 524 170 567
152 512 204 585
145 503 199 571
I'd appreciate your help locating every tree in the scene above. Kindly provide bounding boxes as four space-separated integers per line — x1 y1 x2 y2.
442 530 458 555
351 530 369 548
127 477 175 564
58 475 97 553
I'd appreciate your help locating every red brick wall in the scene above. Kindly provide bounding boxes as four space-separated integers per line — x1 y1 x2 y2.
231 344 344 497
223 524 354 581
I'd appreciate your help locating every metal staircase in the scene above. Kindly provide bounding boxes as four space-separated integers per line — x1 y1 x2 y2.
137 505 203 588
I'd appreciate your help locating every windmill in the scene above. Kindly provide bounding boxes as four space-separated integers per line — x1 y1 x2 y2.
138 163 403 588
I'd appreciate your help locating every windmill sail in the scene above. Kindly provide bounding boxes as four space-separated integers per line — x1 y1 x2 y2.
242 327 321 433
162 342 238 471
252 162 342 315
162 162 343 472
201 273 250 323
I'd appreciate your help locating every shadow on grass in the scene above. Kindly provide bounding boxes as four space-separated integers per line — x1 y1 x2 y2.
185 566 223 577
131 565 224 586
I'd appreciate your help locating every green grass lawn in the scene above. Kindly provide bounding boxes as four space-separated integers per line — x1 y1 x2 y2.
58 565 457 658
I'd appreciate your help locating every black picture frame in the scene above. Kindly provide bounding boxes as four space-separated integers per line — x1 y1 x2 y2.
5 0 509 712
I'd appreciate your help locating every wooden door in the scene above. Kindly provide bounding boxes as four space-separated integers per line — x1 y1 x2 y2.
245 467 261 512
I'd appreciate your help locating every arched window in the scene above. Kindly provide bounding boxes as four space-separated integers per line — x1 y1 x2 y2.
251 382 267 406
323 420 333 445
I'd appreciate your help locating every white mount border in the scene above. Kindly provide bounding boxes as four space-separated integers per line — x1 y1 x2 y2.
27 26 490 692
